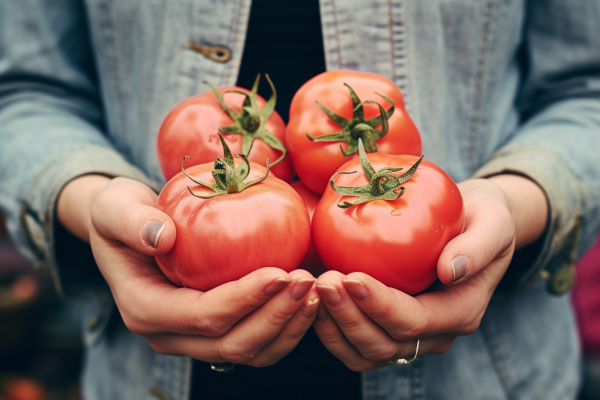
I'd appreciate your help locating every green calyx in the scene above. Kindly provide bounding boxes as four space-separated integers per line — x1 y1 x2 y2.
330 138 423 209
206 74 287 166
182 133 269 199
306 83 395 156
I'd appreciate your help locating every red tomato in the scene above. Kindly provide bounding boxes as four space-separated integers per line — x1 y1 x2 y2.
312 151 464 295
155 149 310 291
290 181 327 277
157 76 295 182
287 70 422 194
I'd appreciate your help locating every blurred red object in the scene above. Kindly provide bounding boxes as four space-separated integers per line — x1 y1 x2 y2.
4 378 44 400
573 234 600 355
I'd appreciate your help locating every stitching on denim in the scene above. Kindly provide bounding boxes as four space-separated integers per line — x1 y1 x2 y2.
480 314 518 400
181 357 192 400
223 0 245 85
467 0 495 175
100 1 127 143
409 359 425 400
387 0 397 83
330 0 343 68
388 1 409 112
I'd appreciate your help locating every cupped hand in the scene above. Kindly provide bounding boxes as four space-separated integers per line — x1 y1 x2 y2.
64 176 319 367
313 176 546 371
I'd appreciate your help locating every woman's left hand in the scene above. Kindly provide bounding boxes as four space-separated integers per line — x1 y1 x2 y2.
312 176 546 371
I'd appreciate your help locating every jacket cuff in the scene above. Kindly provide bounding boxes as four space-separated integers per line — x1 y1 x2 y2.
472 144 581 295
19 144 161 297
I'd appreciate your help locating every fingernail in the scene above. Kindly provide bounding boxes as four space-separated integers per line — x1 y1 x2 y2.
452 255 470 282
316 285 342 306
291 278 315 301
343 279 370 301
263 278 292 296
316 303 330 321
142 220 165 248
302 298 320 318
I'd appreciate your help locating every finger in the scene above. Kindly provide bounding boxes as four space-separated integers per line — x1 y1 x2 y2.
109 266 293 336
317 271 403 362
248 285 320 367
342 270 499 340
317 272 456 362
312 303 379 372
147 270 316 363
91 177 176 255
437 180 515 286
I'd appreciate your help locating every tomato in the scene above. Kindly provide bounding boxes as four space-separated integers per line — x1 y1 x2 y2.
290 181 327 277
157 75 295 183
286 70 422 194
312 141 464 294
155 135 310 291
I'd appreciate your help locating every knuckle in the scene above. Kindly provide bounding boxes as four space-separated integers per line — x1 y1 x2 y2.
190 315 228 338
347 361 375 373
121 314 146 336
315 330 341 345
431 341 454 355
363 344 398 363
247 356 279 368
147 339 169 356
460 320 481 336
218 342 257 364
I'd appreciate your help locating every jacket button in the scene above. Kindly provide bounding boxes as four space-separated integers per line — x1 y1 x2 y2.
547 263 575 295
187 43 231 63
87 312 102 330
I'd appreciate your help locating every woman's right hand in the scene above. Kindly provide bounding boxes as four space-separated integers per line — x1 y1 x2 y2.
58 176 320 367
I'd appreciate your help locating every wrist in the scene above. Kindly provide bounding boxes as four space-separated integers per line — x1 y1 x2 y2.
57 174 111 243
486 174 548 249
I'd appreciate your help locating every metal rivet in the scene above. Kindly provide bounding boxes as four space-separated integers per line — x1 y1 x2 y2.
87 312 101 330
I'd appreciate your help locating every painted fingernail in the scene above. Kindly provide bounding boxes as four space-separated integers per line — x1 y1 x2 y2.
302 298 320 318
452 255 470 282
316 303 330 321
291 278 315 301
263 278 292 296
316 285 343 306
142 220 165 248
343 279 370 301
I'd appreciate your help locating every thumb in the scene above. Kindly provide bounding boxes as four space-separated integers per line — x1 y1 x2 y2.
437 194 515 286
91 177 176 255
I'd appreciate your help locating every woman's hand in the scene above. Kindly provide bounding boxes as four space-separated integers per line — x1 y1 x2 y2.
58 176 320 367
312 176 547 371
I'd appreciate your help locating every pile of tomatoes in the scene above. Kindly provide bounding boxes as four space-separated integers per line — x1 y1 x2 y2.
155 70 464 295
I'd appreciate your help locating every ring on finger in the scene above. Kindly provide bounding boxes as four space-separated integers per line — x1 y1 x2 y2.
210 362 235 373
389 339 420 365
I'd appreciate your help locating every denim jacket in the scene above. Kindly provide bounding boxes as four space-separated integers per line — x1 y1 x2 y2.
2 1 600 399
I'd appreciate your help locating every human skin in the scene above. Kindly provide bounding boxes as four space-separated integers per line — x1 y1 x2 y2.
57 176 320 366
57 173 546 369
312 175 548 371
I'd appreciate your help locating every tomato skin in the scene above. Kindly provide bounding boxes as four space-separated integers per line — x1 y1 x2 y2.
312 154 464 294
290 181 327 277
155 160 310 292
157 87 295 183
286 70 422 194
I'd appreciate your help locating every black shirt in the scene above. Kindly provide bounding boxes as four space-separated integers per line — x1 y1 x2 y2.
190 1 361 399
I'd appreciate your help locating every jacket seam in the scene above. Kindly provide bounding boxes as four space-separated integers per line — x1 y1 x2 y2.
223 0 244 85
480 315 518 400
467 0 495 174
330 0 343 68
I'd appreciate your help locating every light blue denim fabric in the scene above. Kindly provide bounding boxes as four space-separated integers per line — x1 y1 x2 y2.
1 1 600 399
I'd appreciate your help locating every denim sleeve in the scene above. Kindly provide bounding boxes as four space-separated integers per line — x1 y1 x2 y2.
0 0 159 296
473 0 600 295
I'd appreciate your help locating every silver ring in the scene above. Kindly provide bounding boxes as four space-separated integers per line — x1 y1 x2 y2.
389 339 420 365
210 362 235 373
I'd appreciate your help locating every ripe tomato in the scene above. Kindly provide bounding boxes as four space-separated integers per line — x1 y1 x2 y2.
312 142 464 294
155 136 310 291
157 75 295 183
290 181 327 277
286 70 422 194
